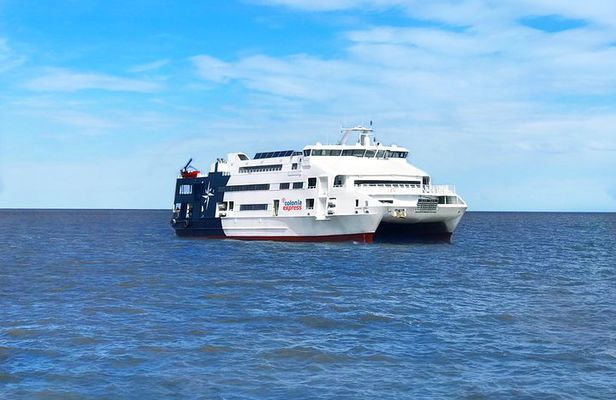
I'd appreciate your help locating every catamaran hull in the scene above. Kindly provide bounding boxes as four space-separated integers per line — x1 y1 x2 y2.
375 221 452 242
173 213 383 243
172 209 465 243
376 207 465 242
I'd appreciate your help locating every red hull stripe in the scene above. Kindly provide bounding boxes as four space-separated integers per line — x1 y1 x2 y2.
208 233 374 243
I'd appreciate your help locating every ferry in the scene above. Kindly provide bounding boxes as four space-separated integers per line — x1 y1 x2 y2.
171 126 466 243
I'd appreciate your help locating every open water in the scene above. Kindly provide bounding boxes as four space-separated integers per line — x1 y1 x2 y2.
1 210 615 399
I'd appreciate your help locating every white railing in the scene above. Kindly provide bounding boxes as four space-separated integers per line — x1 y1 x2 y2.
355 183 456 194
356 183 421 189
424 184 456 194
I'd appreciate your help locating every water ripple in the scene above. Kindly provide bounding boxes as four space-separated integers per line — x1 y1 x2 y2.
1 210 615 398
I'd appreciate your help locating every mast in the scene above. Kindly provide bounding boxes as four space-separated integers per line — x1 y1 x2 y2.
338 125 374 145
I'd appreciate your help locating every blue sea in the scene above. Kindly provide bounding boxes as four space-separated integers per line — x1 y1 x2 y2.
1 210 615 399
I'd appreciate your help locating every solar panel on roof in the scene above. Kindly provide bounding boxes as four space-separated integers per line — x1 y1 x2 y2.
252 150 297 159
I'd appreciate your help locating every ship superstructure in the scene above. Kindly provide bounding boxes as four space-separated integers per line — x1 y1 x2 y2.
171 126 466 242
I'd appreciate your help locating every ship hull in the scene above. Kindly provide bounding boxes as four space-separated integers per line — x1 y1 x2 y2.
172 213 382 243
376 206 465 243
175 229 374 243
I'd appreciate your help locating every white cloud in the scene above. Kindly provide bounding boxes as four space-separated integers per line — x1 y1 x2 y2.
255 0 404 12
129 59 170 73
0 37 26 73
191 55 234 83
191 22 616 106
22 68 163 93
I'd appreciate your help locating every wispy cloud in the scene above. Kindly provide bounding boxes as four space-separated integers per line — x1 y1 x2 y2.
0 38 26 73
191 55 234 83
191 0 616 180
255 0 404 12
129 59 170 73
259 0 616 26
22 68 163 93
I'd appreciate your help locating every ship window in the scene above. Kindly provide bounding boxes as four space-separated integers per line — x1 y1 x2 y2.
355 199 359 207
229 201 234 210
307 178 317 188
388 151 408 158
186 203 193 218
239 164 282 173
354 180 420 186
333 175 345 187
365 150 376 158
438 196 446 204
376 150 385 158
384 150 393 158
280 183 290 189
221 184 270 192
341 149 355 156
292 163 298 170
238 154 249 160
353 149 365 157
303 149 311 156
239 204 268 211
306 198 315 209
179 184 192 195
293 182 304 189
312 149 324 156
422 176 430 186
324 149 342 156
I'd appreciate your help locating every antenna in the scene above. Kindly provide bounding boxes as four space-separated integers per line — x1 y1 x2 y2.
182 158 193 172
338 125 374 145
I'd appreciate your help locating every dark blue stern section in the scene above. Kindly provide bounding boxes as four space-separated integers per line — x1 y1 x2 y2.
171 172 230 237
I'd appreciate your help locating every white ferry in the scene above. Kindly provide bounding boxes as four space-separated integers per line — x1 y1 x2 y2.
171 126 466 242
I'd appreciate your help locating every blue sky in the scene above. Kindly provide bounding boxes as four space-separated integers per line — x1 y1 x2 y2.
1 0 615 211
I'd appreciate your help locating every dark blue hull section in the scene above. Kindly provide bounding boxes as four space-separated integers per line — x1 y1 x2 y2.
172 171 230 237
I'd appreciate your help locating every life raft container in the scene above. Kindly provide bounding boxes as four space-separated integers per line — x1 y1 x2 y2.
181 170 200 178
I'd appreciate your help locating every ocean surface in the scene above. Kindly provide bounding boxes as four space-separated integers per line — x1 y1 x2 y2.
1 210 615 399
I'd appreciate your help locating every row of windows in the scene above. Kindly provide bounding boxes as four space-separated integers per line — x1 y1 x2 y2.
220 184 270 192
239 204 269 211
239 164 283 173
278 182 304 189
179 195 383 216
179 176 425 195
178 181 306 195
253 150 302 159
303 149 408 159
178 184 192 194
354 180 421 186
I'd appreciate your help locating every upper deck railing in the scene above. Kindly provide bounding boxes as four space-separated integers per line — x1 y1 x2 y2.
354 183 456 195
